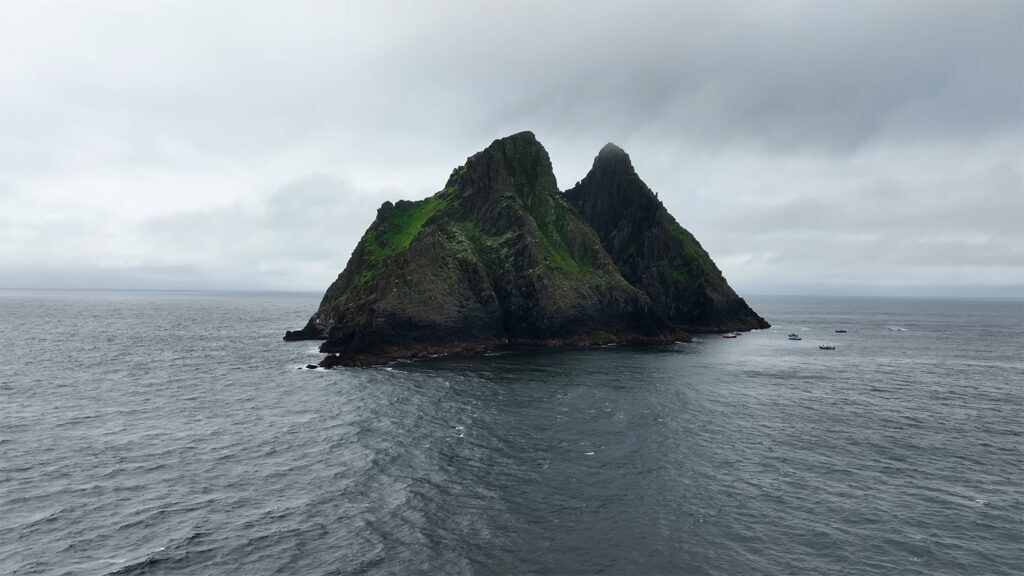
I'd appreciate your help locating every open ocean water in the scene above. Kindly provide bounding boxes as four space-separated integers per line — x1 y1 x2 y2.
0 290 1021 575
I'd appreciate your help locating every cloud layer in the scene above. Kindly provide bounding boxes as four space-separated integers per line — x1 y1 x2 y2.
1 1 1021 295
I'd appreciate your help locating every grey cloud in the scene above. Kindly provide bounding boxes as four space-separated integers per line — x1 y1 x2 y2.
0 264 267 292
141 175 384 285
0 1 1020 294
0 175 387 291
442 1 1024 153
8 1 1019 175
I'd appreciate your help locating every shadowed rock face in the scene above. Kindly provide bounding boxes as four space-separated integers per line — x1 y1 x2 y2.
285 132 689 365
564 143 769 332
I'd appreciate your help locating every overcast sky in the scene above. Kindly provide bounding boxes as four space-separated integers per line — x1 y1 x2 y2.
1 1 1021 296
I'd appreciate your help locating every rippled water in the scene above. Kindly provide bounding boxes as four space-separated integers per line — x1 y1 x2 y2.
1 290 1021 575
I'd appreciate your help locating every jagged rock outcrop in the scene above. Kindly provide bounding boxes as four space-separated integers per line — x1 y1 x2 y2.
564 143 769 332
285 132 689 365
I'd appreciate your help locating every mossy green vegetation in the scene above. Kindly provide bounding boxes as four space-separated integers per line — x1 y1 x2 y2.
357 192 452 285
524 192 595 273
319 188 457 310
661 211 714 270
669 266 689 283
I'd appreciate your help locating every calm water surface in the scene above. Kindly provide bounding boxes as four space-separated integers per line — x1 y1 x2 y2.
1 291 1021 575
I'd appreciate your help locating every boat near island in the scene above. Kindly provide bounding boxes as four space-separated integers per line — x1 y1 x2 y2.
788 333 802 341
722 332 740 338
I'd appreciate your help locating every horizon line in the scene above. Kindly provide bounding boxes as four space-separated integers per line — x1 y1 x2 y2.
1 285 1021 300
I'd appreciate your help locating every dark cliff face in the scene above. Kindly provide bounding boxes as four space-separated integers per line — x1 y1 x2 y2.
286 132 688 365
564 143 770 332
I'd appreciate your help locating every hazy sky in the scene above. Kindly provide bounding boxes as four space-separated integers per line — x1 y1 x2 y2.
1 1 1021 296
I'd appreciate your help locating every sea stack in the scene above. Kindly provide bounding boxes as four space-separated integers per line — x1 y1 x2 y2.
285 132 767 366
285 132 687 365
564 143 769 332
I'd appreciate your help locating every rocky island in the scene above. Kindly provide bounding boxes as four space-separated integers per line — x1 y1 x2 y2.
286 132 768 366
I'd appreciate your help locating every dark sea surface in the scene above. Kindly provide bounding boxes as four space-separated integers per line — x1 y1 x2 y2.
1 290 1021 576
